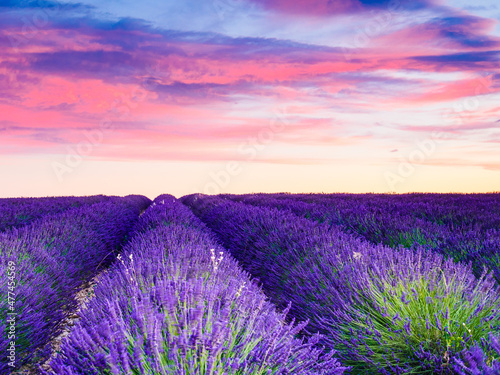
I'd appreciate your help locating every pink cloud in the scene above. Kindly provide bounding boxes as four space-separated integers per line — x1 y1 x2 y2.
403 76 496 104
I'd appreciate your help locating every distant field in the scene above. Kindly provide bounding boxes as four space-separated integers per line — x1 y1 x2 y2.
1 193 499 374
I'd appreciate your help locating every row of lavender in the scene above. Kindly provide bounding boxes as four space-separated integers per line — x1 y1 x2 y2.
182 194 500 374
0 195 151 373
0 195 117 232
265 193 500 228
45 195 344 374
221 193 500 284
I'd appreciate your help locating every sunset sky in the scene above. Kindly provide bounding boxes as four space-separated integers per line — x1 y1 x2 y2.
1 0 499 198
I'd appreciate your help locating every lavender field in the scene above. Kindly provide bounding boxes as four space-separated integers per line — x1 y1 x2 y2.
1 193 500 375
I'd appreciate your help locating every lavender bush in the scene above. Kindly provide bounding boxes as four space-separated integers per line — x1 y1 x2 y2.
0 195 150 373
453 334 500 374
